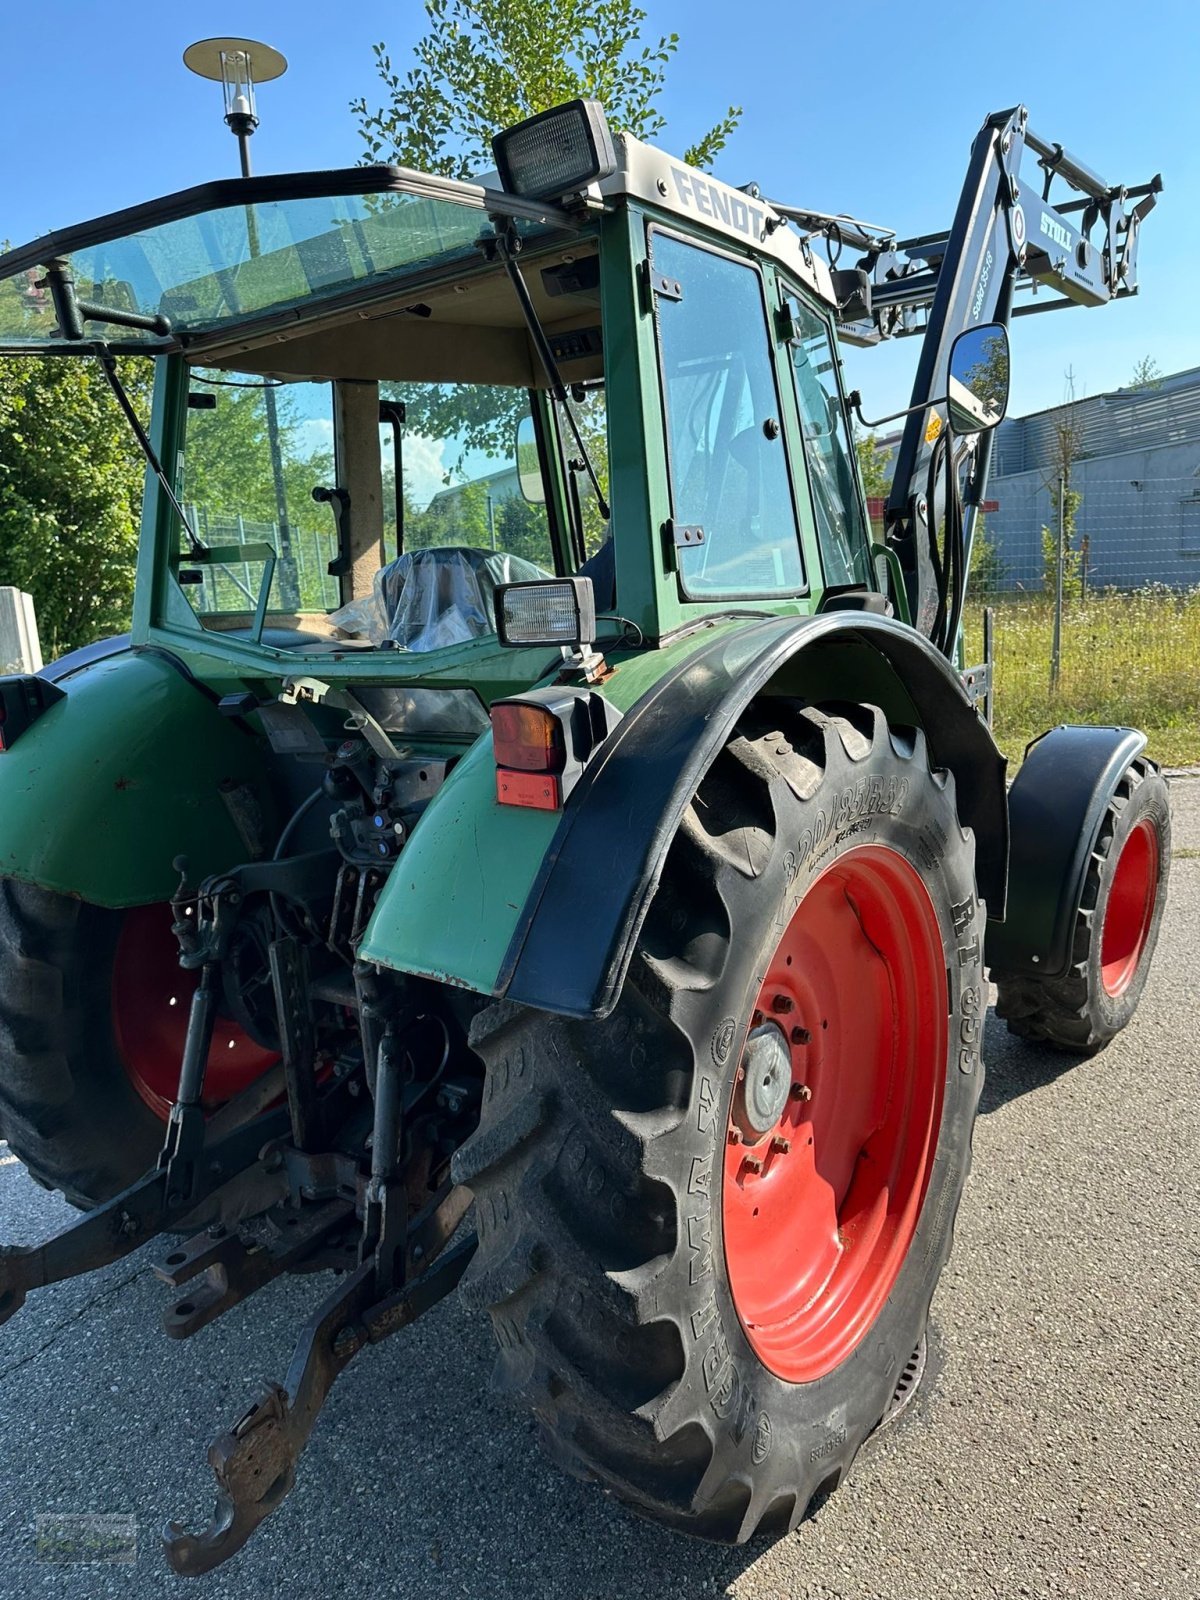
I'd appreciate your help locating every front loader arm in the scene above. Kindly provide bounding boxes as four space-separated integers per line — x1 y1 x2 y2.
839 106 1160 641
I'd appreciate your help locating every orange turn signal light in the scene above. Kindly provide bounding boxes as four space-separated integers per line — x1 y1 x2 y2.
491 701 567 774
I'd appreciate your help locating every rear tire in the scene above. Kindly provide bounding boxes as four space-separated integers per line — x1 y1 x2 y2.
994 759 1170 1055
453 701 986 1541
0 880 274 1209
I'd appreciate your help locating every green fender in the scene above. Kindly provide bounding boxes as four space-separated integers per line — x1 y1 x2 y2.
357 623 743 995
362 615 1008 1015
0 647 276 907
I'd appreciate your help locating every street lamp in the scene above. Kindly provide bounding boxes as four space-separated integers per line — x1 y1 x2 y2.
182 36 288 177
182 36 300 609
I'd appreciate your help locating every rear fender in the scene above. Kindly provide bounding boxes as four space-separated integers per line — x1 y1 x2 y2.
985 724 1148 979
0 645 277 907
364 614 1008 1018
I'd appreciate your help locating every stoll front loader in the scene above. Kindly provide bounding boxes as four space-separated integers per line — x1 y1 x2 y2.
0 102 1169 1572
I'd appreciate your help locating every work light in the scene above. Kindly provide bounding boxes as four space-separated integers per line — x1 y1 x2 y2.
492 101 617 202
495 577 597 650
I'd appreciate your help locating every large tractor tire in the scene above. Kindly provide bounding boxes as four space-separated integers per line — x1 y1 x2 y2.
454 701 986 1541
0 880 275 1209
994 758 1170 1054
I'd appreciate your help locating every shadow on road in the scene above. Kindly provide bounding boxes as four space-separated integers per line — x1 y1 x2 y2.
977 1007 1080 1116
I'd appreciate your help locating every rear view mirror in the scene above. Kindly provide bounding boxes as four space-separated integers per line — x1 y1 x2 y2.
947 323 1010 434
516 415 545 504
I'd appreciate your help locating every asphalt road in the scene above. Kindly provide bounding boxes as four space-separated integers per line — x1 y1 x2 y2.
1 781 1197 1600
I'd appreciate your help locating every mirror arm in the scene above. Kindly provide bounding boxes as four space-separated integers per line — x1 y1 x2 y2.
847 389 950 431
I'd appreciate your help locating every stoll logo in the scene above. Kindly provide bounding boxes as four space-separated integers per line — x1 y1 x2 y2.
1039 212 1073 252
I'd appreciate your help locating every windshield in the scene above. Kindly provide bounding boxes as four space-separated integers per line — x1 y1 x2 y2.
0 170 575 352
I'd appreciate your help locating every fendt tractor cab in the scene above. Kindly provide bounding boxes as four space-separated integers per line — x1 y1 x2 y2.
0 102 1170 1572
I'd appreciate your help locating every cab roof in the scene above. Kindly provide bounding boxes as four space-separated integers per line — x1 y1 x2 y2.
0 135 840 371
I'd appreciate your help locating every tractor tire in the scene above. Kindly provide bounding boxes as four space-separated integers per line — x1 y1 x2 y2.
453 701 986 1542
993 758 1170 1055
0 880 275 1209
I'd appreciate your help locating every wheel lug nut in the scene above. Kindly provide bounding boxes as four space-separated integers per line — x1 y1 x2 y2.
727 1128 744 1145
751 1009 764 1028
741 1154 764 1175
790 1026 810 1045
790 1082 811 1102
771 1136 791 1155
771 995 794 1014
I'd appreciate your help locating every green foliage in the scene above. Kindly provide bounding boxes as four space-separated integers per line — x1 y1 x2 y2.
854 430 893 499
968 516 1006 592
960 331 1010 423
1128 354 1163 391
0 355 151 657
350 1 741 177
181 382 334 527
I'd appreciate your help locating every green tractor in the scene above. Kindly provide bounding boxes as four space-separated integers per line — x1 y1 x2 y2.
0 101 1169 1571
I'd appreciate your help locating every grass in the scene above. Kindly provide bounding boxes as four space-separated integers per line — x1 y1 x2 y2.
963 589 1200 769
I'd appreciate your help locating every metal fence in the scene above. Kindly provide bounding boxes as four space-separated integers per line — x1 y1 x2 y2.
186 508 341 614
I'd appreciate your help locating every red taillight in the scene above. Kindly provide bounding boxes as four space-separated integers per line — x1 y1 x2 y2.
491 702 567 774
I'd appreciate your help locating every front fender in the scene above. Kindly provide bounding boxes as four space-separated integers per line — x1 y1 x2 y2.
0 646 276 906
364 614 1007 1018
985 723 1148 979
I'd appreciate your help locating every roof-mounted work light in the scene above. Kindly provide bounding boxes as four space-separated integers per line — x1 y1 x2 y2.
492 100 617 202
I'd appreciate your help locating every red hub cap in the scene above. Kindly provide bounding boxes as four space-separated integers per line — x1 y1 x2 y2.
723 845 947 1384
112 903 278 1120
1100 819 1160 998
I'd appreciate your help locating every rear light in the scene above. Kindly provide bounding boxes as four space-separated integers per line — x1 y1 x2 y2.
491 701 567 773
491 688 623 810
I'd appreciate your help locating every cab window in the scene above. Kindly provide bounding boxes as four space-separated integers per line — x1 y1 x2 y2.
653 233 804 598
786 297 872 588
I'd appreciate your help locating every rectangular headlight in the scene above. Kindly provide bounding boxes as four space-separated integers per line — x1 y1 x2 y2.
492 100 616 202
495 577 597 649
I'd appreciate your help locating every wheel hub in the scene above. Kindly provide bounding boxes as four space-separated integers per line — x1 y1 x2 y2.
732 1024 794 1140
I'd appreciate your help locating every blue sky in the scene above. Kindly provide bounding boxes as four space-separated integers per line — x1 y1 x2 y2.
2 0 1197 419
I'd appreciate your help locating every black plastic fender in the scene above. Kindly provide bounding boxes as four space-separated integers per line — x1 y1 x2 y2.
499 612 1008 1018
985 723 1148 980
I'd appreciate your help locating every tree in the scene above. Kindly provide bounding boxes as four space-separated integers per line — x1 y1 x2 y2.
0 355 151 657
855 430 893 500
181 382 334 530
352 2 741 496
351 1 741 177
1040 394 1086 600
1128 355 1163 392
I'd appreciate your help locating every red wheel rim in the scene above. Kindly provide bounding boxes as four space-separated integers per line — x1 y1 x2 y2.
722 845 947 1385
112 904 278 1120
1100 819 1159 998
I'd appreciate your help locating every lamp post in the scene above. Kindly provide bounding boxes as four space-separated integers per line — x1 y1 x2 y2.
182 37 287 177
183 37 300 609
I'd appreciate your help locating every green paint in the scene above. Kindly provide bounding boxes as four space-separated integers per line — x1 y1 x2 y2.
358 730 558 990
0 650 277 907
359 618 751 989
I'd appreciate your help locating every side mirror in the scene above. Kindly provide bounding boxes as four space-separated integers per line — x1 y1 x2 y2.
515 415 545 505
947 322 1010 434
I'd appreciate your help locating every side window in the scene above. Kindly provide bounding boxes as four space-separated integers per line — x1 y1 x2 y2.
180 372 339 617
786 297 872 588
653 234 804 598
